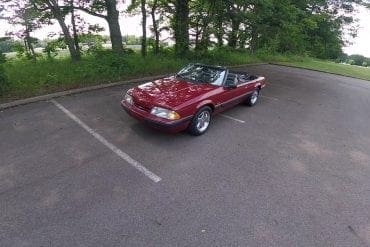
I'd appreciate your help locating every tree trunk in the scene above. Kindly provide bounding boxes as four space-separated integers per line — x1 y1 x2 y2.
215 20 224 47
214 1 224 48
25 30 36 62
249 3 260 53
250 26 258 53
105 0 123 54
56 16 81 61
151 0 159 54
228 18 240 49
174 0 189 56
199 11 212 51
23 39 29 54
141 0 147 57
238 25 247 49
47 0 80 61
199 30 210 51
70 0 81 57
194 22 201 50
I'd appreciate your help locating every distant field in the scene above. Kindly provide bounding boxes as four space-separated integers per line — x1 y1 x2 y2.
276 59 370 81
4 48 70 59
3 45 141 59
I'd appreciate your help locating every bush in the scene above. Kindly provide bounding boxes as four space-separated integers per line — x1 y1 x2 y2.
7 48 356 100
43 39 67 59
0 52 6 64
362 61 368 67
348 54 367 66
0 65 10 95
12 42 26 59
90 50 128 78
347 59 355 65
0 51 9 95
123 47 135 54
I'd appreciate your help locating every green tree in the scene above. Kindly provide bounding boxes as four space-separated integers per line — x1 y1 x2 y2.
31 0 81 61
127 0 148 57
79 33 107 53
128 0 166 55
74 0 124 55
0 0 42 61
173 0 190 56
149 0 161 54
43 38 66 59
348 54 368 66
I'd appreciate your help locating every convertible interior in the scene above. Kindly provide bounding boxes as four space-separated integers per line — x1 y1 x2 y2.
176 64 259 86
226 71 259 85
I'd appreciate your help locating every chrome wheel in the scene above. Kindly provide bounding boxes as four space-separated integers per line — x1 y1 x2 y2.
188 106 213 136
196 111 210 133
250 90 259 105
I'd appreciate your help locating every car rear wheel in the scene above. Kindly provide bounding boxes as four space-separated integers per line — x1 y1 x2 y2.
246 89 259 107
188 106 212 136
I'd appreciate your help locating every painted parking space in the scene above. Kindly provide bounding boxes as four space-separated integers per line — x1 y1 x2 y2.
1 64 370 246
52 99 162 183
219 113 246 123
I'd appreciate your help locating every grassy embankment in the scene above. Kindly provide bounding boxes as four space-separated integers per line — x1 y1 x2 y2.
1 50 369 103
276 59 370 81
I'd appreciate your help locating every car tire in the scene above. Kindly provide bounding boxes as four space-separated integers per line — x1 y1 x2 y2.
246 89 260 107
188 106 212 136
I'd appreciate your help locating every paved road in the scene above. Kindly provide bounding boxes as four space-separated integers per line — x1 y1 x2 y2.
1 65 370 246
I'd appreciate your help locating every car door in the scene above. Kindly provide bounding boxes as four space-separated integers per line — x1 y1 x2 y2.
213 74 253 112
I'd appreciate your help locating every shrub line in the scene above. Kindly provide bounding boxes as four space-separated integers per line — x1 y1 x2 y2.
0 73 170 110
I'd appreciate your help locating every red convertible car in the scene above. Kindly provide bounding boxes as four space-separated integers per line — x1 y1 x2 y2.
121 64 266 135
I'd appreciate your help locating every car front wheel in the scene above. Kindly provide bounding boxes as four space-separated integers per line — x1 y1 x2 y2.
246 89 259 107
188 106 212 136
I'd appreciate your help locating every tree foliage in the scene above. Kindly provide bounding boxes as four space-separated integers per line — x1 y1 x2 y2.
0 0 42 61
1 0 367 61
74 0 124 54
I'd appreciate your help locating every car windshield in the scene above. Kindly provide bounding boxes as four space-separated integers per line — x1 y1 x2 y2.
176 64 226 86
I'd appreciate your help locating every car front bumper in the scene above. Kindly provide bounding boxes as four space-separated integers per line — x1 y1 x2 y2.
121 100 192 133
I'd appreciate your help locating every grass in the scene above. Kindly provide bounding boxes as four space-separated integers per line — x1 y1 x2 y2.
1 52 188 101
275 58 370 81
1 49 369 103
0 49 263 102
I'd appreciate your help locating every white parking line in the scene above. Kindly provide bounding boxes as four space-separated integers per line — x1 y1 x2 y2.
220 114 245 124
261 95 279 101
51 99 162 183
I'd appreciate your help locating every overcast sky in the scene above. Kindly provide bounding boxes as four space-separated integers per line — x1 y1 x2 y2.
1 5 369 57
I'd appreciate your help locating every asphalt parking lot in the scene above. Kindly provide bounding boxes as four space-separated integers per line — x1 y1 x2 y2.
1 64 370 246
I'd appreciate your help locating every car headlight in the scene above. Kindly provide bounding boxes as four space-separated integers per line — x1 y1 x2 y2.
150 107 181 120
124 93 133 105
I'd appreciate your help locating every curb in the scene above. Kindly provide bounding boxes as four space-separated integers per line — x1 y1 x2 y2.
269 62 370 82
0 74 170 110
229 63 268 69
0 63 268 110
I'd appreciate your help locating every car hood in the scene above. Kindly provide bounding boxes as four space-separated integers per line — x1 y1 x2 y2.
131 76 216 109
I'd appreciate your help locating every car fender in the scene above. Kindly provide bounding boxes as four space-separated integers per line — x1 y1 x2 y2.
195 100 215 112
